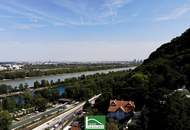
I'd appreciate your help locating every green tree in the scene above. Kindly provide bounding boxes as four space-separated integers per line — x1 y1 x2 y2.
2 97 16 112
163 92 190 130
0 110 12 130
0 84 12 94
24 83 29 90
34 94 48 112
50 80 54 86
18 83 24 91
107 120 119 130
41 80 49 87
34 81 40 88
129 72 149 88
57 79 61 84
143 90 190 130
22 91 33 108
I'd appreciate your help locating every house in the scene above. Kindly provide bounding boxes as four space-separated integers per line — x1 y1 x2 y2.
107 100 135 121
70 121 81 130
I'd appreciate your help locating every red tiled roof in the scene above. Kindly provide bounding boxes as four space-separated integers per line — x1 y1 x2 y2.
108 100 135 112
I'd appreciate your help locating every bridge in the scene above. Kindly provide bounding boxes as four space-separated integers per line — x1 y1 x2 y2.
88 93 102 106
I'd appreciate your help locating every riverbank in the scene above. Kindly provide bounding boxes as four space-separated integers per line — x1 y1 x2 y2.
0 66 136 87
0 64 137 81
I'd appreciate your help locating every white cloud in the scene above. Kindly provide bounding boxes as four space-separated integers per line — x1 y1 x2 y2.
51 0 133 26
0 3 42 23
15 23 46 30
0 0 135 27
0 1 66 28
102 0 133 18
155 5 190 21
109 0 133 8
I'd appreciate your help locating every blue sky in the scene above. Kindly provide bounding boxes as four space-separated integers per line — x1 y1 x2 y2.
0 0 190 61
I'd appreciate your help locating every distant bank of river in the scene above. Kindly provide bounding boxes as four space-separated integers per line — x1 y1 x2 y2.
0 67 136 87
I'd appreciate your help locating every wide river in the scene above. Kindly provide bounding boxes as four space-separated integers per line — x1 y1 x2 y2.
0 67 135 87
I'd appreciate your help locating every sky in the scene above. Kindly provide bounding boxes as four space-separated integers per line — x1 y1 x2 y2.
0 0 190 62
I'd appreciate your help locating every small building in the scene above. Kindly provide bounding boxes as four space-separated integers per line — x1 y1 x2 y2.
70 121 80 130
107 100 135 121
58 98 72 104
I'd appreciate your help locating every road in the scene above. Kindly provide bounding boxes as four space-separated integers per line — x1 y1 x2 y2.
33 102 86 130
11 103 70 130
33 94 102 130
88 93 102 102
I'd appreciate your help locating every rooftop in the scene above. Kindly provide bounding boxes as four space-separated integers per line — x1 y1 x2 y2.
71 121 80 130
108 100 135 113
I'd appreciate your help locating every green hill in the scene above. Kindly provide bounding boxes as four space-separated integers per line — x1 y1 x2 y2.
129 28 190 130
136 28 190 90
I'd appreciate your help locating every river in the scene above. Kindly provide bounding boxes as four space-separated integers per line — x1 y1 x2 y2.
0 67 135 87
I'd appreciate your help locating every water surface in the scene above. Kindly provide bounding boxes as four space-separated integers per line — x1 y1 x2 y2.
0 67 135 87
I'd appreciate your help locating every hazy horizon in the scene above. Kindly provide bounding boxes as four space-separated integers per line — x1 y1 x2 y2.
0 0 190 61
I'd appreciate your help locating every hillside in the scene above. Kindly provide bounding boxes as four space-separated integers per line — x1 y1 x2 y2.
136 28 190 90
130 28 190 130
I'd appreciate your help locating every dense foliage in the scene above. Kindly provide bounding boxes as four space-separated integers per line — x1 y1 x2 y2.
131 28 190 130
63 28 190 130
0 110 12 130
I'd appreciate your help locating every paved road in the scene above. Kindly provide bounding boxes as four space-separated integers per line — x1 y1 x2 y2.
33 94 102 130
33 102 86 130
89 94 101 102
11 103 69 130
